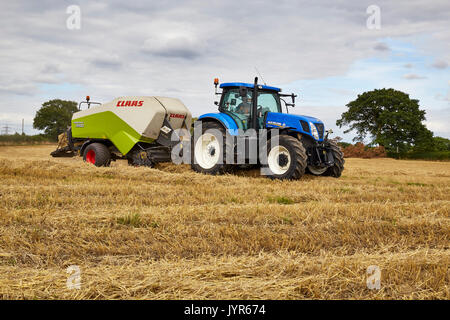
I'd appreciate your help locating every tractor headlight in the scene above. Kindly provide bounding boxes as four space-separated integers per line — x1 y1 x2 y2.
309 122 319 140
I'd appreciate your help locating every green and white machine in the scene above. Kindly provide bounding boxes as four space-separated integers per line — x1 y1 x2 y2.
52 96 192 167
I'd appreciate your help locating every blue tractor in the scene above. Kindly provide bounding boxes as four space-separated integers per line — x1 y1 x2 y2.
191 77 344 179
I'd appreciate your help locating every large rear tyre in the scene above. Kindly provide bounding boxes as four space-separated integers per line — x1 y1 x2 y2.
83 143 111 167
264 135 307 180
324 140 345 178
191 122 229 175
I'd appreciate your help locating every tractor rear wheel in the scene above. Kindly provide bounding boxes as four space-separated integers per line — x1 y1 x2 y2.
324 140 345 177
83 143 111 167
191 122 228 175
264 135 307 180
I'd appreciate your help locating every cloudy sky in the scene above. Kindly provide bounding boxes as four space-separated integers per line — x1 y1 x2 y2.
0 0 449 141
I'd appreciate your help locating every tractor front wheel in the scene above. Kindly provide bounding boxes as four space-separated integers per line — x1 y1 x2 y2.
264 135 307 180
83 143 111 167
324 140 345 177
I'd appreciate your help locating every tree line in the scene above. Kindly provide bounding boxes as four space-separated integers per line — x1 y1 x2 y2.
28 90 449 160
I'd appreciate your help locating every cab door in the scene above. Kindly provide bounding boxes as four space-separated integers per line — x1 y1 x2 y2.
220 88 253 131
255 91 282 129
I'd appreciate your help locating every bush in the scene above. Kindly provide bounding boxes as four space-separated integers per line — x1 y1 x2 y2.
337 141 351 148
431 137 450 152
342 142 387 158
392 151 450 161
389 136 450 160
0 133 50 145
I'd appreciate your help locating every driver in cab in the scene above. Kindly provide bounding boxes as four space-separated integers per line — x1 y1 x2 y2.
236 96 252 116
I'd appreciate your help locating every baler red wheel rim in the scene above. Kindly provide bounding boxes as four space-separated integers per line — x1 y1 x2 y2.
86 150 96 164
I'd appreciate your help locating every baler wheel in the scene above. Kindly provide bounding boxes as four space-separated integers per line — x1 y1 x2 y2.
83 143 111 167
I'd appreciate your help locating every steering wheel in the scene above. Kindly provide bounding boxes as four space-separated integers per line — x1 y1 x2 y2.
234 103 249 115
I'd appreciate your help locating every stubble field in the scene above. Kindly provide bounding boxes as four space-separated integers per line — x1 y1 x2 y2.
0 145 448 299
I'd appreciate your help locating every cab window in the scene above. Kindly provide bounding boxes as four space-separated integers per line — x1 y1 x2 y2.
256 91 281 128
257 92 281 114
221 88 253 130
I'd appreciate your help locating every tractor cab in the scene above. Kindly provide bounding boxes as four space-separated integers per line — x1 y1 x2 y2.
211 78 324 143
217 82 282 131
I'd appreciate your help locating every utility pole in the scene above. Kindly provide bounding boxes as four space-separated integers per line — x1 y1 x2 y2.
1 124 11 135
22 119 24 135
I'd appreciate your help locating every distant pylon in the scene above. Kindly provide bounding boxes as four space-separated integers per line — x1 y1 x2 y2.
1 124 11 135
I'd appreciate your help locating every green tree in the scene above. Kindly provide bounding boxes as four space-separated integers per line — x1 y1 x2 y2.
431 137 450 151
336 88 433 153
33 99 78 141
412 136 450 153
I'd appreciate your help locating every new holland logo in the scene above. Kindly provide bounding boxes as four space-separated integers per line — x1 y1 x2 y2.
268 121 282 127
116 100 144 107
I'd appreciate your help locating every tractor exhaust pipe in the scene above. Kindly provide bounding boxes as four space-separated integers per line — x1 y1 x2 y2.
252 77 258 130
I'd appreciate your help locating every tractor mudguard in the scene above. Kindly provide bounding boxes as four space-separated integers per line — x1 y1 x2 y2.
197 113 239 135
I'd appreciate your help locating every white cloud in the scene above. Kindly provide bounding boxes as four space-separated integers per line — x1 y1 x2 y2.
374 42 390 51
431 60 448 69
403 73 427 80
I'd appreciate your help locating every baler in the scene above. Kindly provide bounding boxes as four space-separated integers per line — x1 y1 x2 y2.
51 96 192 167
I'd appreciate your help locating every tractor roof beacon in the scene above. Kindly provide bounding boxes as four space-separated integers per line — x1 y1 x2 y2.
51 96 192 168
191 77 345 179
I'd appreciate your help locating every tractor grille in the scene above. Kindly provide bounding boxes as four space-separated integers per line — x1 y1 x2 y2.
300 120 310 133
315 123 324 139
